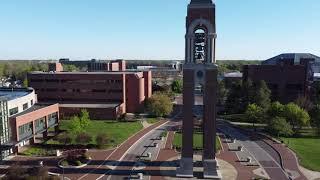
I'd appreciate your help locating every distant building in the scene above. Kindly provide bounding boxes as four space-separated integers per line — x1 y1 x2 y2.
58 58 127 72
88 59 126 72
223 72 243 88
243 65 309 103
28 63 152 119
263 53 320 76
0 88 59 160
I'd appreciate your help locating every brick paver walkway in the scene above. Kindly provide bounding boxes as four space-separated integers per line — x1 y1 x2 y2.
259 135 307 180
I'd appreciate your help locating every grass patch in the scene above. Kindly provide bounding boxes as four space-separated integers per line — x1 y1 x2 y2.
173 132 221 151
46 120 143 148
20 147 56 157
280 128 320 171
146 118 159 124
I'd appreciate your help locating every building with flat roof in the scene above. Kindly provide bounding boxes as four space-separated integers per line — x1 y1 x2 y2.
0 88 59 160
28 67 152 120
243 64 310 103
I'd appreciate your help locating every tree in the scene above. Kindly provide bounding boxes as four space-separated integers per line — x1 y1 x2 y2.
252 80 271 110
225 82 245 114
295 96 313 111
217 80 228 106
69 109 91 134
267 101 285 118
23 78 28 87
79 109 91 130
267 116 293 137
63 64 79 72
6 164 27 180
146 93 173 117
96 133 110 148
310 104 320 135
245 104 264 130
75 133 92 144
283 103 310 134
70 116 82 134
171 79 183 94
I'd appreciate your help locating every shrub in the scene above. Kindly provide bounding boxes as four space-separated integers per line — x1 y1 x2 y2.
96 133 109 148
57 133 72 145
75 133 92 144
61 160 69 166
75 160 82 166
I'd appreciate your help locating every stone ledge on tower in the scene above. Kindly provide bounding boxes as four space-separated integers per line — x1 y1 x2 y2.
176 158 194 178
203 159 222 179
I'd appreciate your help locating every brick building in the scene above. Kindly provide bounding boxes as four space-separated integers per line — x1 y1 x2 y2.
0 88 59 160
28 64 152 120
243 64 310 103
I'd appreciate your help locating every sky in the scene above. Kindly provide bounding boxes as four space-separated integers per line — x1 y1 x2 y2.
0 0 319 60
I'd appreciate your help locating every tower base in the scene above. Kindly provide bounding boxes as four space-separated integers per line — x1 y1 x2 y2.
203 159 222 179
176 158 193 178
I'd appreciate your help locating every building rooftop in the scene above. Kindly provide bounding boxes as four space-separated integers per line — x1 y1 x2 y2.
59 103 121 108
11 103 55 118
263 53 320 65
0 88 33 101
224 72 243 78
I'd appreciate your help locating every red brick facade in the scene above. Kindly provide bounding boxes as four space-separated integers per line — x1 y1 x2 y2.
243 64 309 103
9 103 59 152
28 71 152 120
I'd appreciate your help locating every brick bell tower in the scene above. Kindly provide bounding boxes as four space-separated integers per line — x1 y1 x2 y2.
177 0 221 178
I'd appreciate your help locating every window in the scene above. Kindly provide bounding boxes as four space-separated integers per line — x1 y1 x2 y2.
23 103 28 110
31 100 34 106
9 107 18 116
92 89 106 93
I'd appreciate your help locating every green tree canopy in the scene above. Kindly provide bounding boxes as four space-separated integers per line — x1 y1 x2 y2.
69 109 91 134
245 104 264 130
267 101 285 118
310 104 320 135
146 92 173 117
268 116 293 137
283 103 310 133
63 64 80 72
171 79 183 94
252 80 271 110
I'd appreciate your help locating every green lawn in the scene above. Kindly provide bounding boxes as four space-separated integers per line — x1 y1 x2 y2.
173 132 221 151
281 128 320 171
46 120 143 148
146 118 159 124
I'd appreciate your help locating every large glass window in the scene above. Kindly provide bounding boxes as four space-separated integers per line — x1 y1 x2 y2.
35 117 45 132
9 107 18 116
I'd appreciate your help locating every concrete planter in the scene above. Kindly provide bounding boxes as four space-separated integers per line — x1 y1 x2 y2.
58 157 91 169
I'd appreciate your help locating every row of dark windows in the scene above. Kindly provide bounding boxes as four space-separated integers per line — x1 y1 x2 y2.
35 88 122 93
41 98 121 103
30 79 122 84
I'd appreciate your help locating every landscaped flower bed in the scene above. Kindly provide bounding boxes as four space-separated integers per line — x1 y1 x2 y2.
59 149 91 168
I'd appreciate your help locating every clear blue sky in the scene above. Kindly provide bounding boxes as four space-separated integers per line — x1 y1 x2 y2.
0 0 319 60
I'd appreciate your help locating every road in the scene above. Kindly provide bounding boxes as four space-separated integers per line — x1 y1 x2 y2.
105 122 171 180
218 120 289 180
